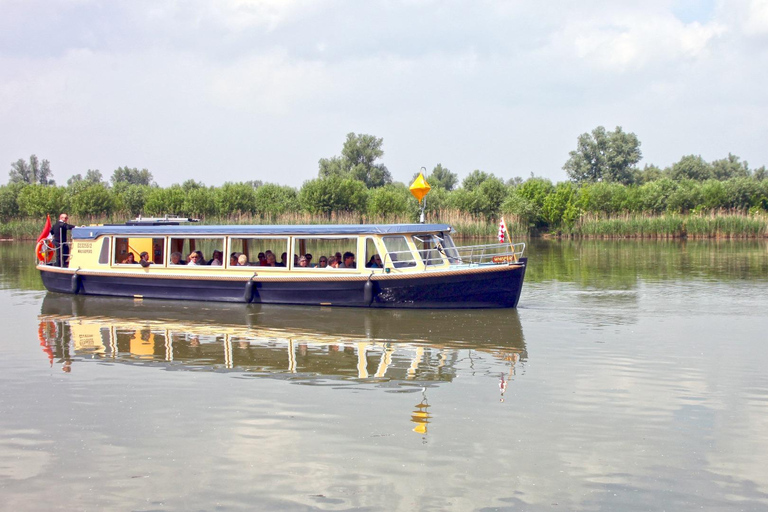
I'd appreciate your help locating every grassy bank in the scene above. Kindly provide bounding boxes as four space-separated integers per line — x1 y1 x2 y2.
3 211 766 241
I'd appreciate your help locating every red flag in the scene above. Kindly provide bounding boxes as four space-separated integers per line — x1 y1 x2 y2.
36 214 51 244
498 219 506 243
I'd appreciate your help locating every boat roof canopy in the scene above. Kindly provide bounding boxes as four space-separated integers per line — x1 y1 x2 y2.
72 223 454 240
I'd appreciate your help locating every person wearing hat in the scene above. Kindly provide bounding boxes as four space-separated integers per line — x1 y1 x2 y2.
298 255 309 267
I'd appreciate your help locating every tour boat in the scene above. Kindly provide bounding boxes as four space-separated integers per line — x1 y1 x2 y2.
36 218 527 308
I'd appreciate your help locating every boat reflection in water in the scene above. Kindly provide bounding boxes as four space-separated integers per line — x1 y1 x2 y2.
38 293 527 432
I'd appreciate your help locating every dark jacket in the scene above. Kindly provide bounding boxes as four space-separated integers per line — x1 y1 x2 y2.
51 220 75 244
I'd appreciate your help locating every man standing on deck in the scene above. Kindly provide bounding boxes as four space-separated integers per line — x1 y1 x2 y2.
51 213 75 267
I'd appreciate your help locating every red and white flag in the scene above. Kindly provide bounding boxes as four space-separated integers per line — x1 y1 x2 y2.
498 218 506 243
36 214 51 244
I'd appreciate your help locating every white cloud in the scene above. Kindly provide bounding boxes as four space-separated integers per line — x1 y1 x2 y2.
0 0 766 186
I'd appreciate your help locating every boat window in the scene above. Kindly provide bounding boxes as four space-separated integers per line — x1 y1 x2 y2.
364 238 383 269
114 237 164 265
412 234 446 266
382 236 416 268
292 237 357 269
98 237 110 265
169 237 225 266
438 232 461 263
228 237 288 267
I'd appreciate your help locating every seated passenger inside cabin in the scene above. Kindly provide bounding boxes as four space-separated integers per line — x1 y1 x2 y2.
171 252 185 265
279 253 287 267
264 253 277 266
139 251 151 267
318 256 328 268
210 250 223 266
298 255 309 267
339 252 355 268
305 254 313 267
257 252 267 265
328 256 339 268
229 252 239 266
366 255 383 268
122 253 137 264
188 251 205 265
238 254 249 266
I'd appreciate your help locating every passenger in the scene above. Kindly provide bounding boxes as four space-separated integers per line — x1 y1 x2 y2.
229 252 239 266
210 250 223 266
328 256 339 268
293 254 299 266
188 251 204 265
171 252 185 265
298 255 309 267
258 252 267 265
366 254 383 268
318 256 328 268
139 251 151 267
339 251 355 269
122 253 137 264
305 253 313 267
334 252 342 263
279 252 287 267
265 253 277 266
238 254 249 266
194 250 205 264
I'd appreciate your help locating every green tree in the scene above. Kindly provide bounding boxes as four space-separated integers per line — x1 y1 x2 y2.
115 185 151 217
564 126 642 185
711 154 750 181
111 167 154 186
634 164 664 184
215 183 256 216
69 183 114 217
367 184 414 218
576 182 629 215
542 182 580 227
254 184 299 219
318 133 392 188
667 155 713 181
426 164 458 191
9 155 55 185
448 176 506 220
515 177 554 227
638 178 678 213
462 170 492 191
299 176 368 218
181 179 205 191
68 169 104 187
17 185 67 217
144 186 186 216
0 184 22 221
183 187 217 218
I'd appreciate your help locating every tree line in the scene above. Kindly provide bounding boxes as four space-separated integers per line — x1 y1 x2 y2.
3 130 768 231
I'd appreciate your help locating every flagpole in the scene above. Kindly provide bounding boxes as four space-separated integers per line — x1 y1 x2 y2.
500 216 518 263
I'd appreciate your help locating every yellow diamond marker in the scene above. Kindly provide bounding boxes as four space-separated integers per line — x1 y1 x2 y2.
409 173 431 203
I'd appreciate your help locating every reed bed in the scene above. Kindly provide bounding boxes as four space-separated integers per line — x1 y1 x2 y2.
570 212 768 239
3 211 764 241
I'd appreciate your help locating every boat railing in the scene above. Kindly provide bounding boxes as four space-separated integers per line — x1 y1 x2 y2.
451 241 526 265
383 242 525 269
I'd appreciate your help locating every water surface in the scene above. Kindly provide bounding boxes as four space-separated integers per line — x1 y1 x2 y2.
1 239 767 511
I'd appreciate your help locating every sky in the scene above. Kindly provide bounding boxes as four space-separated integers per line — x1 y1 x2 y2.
1 0 767 188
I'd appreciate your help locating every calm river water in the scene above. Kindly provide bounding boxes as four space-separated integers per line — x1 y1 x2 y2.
1 239 767 511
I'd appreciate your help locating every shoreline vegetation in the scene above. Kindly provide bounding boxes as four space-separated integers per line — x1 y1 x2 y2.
4 130 768 241
2 211 766 241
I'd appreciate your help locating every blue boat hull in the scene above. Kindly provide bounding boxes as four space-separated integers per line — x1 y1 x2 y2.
40 258 526 309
